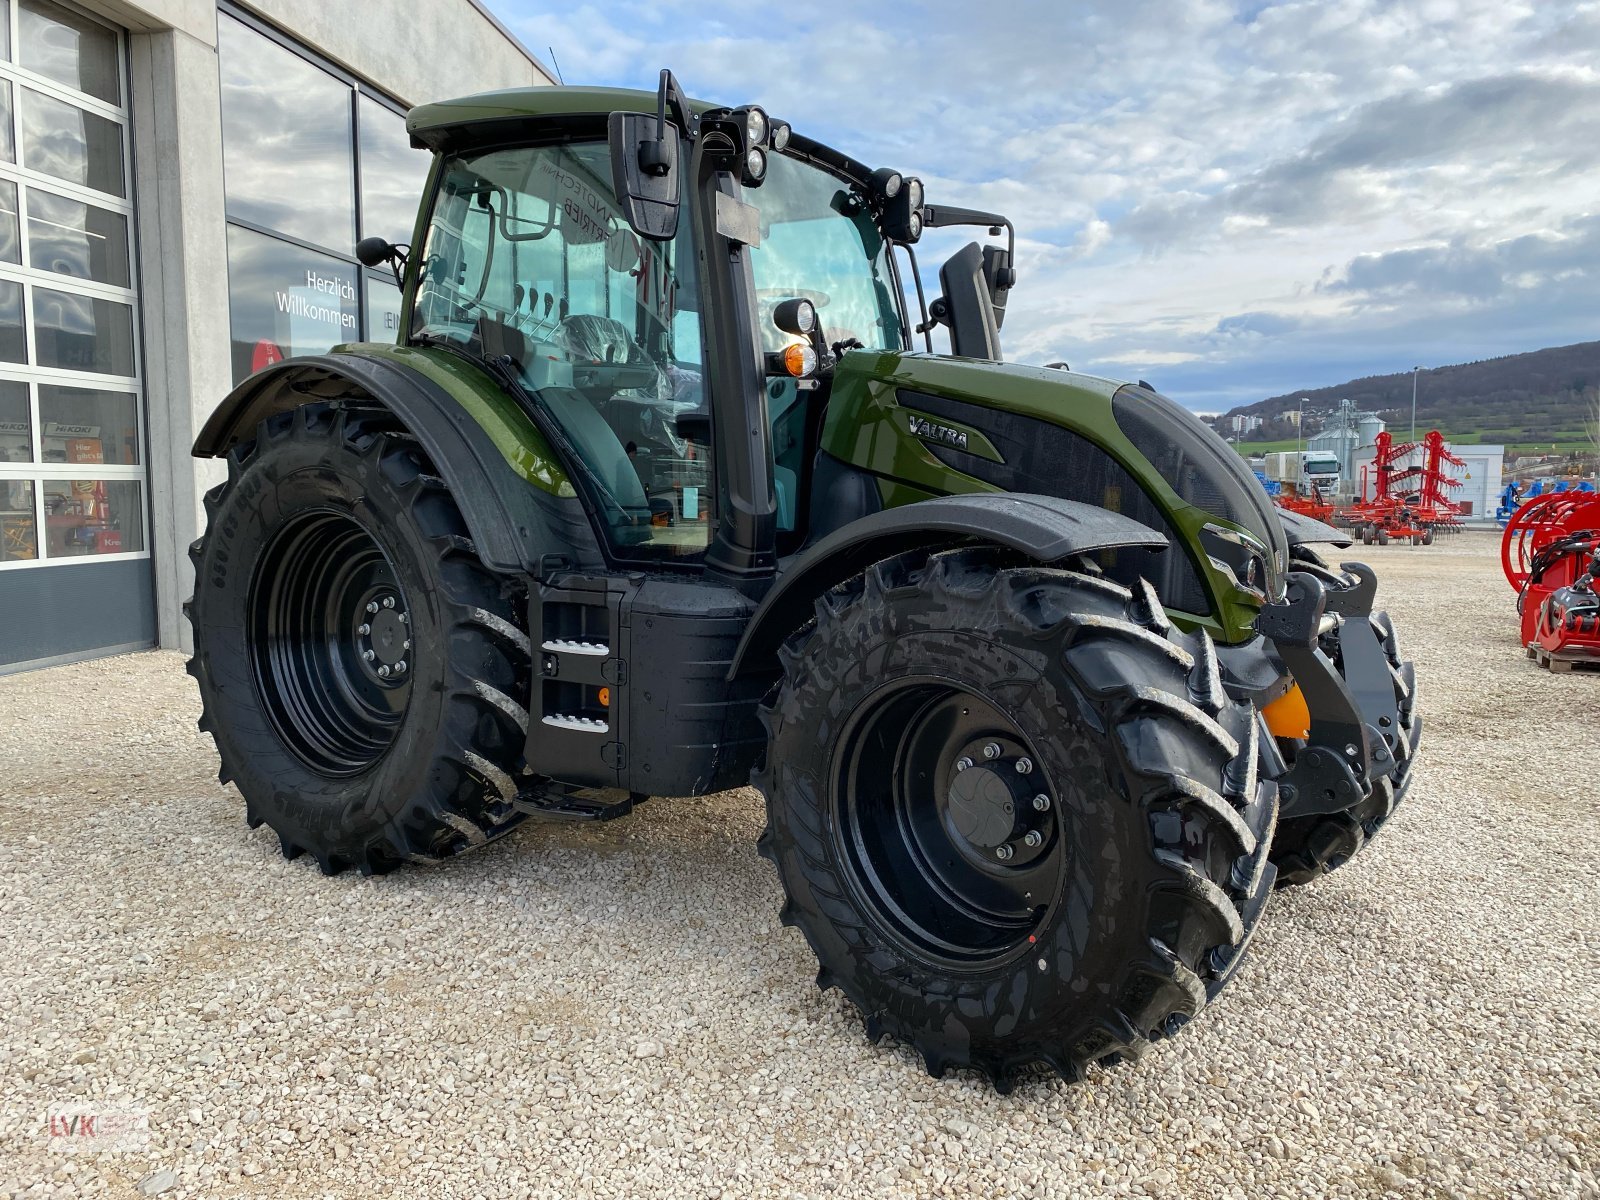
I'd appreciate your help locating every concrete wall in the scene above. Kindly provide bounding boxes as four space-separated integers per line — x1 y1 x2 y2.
74 0 551 651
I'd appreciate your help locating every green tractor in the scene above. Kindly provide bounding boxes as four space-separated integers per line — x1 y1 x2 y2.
186 72 1419 1089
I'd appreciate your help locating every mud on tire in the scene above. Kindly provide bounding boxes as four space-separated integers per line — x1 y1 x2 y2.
186 402 532 875
753 548 1278 1090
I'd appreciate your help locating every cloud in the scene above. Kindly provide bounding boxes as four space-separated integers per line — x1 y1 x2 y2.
486 0 1600 410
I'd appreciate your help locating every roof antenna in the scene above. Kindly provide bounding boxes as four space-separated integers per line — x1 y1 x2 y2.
548 47 565 85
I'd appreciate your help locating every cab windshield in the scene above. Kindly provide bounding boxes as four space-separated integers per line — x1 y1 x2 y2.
746 154 906 354
411 141 710 561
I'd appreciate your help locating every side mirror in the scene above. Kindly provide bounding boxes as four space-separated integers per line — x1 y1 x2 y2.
355 236 406 286
981 244 1015 331
356 236 398 268
935 242 1001 362
609 111 680 241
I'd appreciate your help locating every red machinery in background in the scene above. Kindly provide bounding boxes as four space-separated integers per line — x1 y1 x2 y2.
1502 492 1600 672
1341 430 1465 545
1275 481 1336 523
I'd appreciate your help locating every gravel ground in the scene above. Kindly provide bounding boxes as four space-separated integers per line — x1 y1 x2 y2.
1 531 1596 1199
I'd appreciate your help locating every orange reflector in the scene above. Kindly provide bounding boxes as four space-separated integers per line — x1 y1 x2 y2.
597 687 610 708
782 342 817 377
1261 683 1311 740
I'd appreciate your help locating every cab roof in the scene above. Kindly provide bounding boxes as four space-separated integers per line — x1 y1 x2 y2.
407 85 707 151
405 84 875 187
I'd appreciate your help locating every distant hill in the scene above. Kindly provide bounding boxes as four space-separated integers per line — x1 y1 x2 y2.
1212 341 1600 455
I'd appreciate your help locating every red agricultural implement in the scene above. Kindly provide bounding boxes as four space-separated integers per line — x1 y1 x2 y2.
1341 430 1465 545
1502 491 1600 672
1274 482 1336 523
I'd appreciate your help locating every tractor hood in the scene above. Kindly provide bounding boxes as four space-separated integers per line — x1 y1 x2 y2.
821 349 1290 628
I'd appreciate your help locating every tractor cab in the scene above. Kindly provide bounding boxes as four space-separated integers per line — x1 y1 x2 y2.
394 74 1014 583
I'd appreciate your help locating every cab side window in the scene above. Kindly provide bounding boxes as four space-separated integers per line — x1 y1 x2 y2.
413 142 709 560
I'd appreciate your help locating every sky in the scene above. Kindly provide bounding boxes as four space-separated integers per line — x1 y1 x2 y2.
487 0 1600 413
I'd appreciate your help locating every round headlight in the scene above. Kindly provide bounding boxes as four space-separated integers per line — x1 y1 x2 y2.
869 167 903 200
907 178 924 209
745 147 767 182
772 297 817 336
908 212 924 239
745 108 768 146
770 121 791 152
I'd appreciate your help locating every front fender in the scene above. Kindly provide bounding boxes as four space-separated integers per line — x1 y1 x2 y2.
726 493 1167 680
192 351 595 575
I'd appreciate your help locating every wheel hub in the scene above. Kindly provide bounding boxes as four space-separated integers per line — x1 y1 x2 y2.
358 593 410 679
942 735 1056 868
946 763 1018 849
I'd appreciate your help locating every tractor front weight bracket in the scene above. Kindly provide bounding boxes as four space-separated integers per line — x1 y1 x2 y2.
1258 569 1399 820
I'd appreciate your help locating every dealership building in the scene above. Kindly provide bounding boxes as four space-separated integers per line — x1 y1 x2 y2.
0 0 552 672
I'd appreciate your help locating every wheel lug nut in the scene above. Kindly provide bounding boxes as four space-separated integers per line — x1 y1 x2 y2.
399 612 409 625
955 757 973 772
377 665 390 678
1032 793 1051 812
402 639 411 650
367 601 380 614
395 661 407 675
982 742 1001 760
1015 757 1033 775
358 623 371 636
995 845 1014 861
1023 830 1043 848
362 650 376 662
382 596 396 609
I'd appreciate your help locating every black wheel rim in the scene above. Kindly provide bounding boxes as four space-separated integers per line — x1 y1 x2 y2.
247 509 413 777
834 679 1066 970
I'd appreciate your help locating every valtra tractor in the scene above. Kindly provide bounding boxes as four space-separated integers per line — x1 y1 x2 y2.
185 73 1420 1089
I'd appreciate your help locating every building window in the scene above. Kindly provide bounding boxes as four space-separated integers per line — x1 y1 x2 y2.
217 8 431 384
0 0 145 581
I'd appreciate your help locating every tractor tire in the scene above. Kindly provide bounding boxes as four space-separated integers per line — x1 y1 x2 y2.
1376 528 1390 546
1360 524 1374 546
754 549 1277 1090
1271 602 1419 888
185 402 532 875
1421 527 1435 546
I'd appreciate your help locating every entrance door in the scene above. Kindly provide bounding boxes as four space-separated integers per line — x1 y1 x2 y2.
0 0 151 672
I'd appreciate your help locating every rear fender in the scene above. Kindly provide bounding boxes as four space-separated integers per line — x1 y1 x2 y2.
727 493 1167 680
192 352 595 574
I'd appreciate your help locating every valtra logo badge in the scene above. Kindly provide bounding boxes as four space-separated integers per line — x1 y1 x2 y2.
907 412 970 451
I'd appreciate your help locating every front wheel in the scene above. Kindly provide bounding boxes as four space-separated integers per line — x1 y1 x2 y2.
186 402 533 874
754 549 1277 1089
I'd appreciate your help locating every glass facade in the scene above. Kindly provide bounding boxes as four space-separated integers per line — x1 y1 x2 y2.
218 11 429 384
0 0 146 586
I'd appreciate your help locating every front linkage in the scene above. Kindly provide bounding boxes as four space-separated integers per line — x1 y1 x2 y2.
1257 555 1420 883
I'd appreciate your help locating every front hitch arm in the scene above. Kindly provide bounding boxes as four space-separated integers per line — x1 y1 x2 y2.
1256 566 1400 819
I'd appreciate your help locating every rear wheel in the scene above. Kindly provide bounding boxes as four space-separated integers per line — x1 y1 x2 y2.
186 402 532 874
755 549 1277 1089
